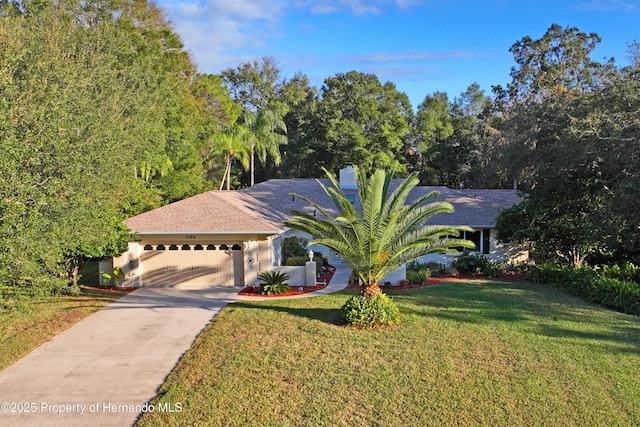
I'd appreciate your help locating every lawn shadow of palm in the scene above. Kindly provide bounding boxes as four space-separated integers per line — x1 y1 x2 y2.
233 301 344 326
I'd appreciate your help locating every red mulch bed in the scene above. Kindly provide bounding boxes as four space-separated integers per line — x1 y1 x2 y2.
238 283 328 297
238 267 335 297
239 269 527 296
346 272 526 291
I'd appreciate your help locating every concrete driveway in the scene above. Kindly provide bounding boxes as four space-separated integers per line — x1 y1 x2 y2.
0 263 350 426
0 285 241 427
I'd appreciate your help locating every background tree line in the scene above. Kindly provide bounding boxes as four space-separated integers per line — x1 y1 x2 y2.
0 0 637 296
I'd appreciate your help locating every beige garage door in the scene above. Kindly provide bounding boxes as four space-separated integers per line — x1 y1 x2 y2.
140 243 240 286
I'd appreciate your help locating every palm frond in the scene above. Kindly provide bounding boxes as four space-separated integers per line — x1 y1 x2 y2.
284 165 474 287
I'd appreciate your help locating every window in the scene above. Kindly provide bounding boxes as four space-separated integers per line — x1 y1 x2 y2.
231 244 241 250
156 244 166 250
482 229 490 254
143 244 153 250
206 244 216 250
447 229 489 253
219 244 229 250
181 244 191 250
194 244 204 251
169 244 179 251
467 231 481 251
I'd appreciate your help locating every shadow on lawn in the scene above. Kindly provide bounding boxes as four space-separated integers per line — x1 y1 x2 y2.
233 301 343 326
391 281 640 355
391 281 540 322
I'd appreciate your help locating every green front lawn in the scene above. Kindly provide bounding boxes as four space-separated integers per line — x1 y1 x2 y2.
0 287 127 371
137 280 640 426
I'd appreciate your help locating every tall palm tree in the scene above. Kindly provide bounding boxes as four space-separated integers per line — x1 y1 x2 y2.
244 108 287 186
210 124 253 190
284 166 474 297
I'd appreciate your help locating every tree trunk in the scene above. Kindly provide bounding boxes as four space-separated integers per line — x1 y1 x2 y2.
250 145 255 187
219 156 231 191
67 256 82 294
362 280 381 297
70 263 79 288
570 247 583 268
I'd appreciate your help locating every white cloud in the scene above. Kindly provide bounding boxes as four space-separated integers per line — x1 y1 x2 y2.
309 0 382 16
270 49 474 86
160 0 288 71
174 0 287 20
158 0 439 73
365 65 448 81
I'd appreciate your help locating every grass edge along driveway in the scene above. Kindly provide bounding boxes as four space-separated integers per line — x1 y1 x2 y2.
0 287 127 371
138 279 640 427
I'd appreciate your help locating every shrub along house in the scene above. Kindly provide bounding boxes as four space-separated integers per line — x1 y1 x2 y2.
113 166 528 288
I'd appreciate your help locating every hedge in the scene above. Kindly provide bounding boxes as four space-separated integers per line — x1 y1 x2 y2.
526 263 640 316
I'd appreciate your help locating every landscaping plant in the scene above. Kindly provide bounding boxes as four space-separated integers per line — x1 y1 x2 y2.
284 166 473 327
340 293 401 328
406 261 432 284
284 251 325 274
281 236 309 265
527 263 640 315
452 250 489 274
258 271 291 296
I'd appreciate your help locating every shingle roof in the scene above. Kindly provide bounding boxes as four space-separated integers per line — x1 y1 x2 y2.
420 187 521 227
124 191 284 234
243 178 340 217
244 179 521 228
124 178 521 234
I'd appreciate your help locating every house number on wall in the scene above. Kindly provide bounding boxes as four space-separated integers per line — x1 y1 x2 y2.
185 235 196 240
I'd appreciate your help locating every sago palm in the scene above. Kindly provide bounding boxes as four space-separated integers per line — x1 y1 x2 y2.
284 166 474 297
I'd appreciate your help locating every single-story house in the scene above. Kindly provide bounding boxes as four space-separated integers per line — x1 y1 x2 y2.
113 166 528 288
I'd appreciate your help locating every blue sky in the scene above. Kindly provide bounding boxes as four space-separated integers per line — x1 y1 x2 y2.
156 0 640 108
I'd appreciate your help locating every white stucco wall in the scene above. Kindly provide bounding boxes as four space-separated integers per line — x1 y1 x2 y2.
380 265 407 286
113 242 142 287
416 231 529 266
243 240 261 286
249 265 306 287
489 235 529 264
269 233 284 267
